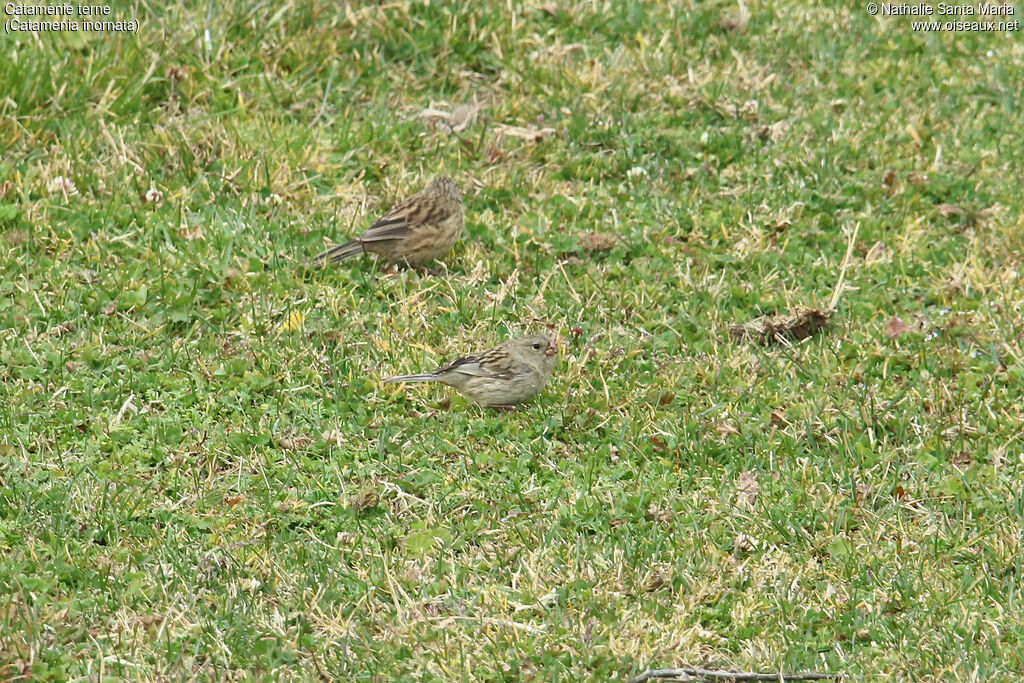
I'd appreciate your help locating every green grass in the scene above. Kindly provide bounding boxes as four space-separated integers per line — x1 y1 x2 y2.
2 0 1023 679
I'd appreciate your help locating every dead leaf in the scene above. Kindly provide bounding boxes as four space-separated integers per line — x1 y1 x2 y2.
577 231 617 252
2 230 27 246
886 316 913 338
166 66 188 83
278 434 309 450
138 614 163 630
733 533 757 553
484 144 504 164
951 451 971 468
719 0 750 31
944 273 964 295
864 241 889 265
419 101 482 134
769 408 788 428
855 482 872 503
715 422 739 438
882 170 895 187
736 471 760 508
646 502 673 523
538 2 561 17
350 489 379 511
448 103 480 132
322 429 344 445
905 124 922 146
993 449 1005 472
494 123 555 142
223 495 244 507
639 569 667 592
179 224 204 241
729 306 831 344
50 321 75 337
937 203 963 217
276 498 306 513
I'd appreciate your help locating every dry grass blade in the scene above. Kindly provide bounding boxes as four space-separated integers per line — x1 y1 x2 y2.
827 222 860 311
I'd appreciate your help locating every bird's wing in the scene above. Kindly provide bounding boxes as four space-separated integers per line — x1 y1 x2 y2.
359 190 454 243
357 212 413 243
437 353 520 380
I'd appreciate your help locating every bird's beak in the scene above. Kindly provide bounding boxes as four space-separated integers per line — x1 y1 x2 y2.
545 340 558 356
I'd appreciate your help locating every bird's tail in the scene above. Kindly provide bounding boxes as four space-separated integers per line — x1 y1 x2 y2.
383 373 438 384
309 240 364 267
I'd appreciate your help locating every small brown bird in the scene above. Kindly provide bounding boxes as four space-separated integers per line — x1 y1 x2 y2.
384 334 558 408
311 175 464 267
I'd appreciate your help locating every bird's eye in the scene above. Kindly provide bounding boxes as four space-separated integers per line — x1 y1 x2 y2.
532 343 541 350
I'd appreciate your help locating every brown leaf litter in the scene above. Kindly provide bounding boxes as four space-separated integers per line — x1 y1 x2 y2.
729 306 832 344
577 231 617 252
729 223 859 345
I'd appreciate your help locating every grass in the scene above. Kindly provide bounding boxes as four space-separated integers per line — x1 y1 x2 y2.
1 0 1023 679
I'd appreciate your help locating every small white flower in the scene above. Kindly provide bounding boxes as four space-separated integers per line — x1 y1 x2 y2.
145 187 163 204
262 192 283 206
49 175 78 197
626 166 648 179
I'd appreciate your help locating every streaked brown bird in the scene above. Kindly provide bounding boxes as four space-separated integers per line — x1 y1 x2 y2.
311 175 464 267
383 334 558 408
